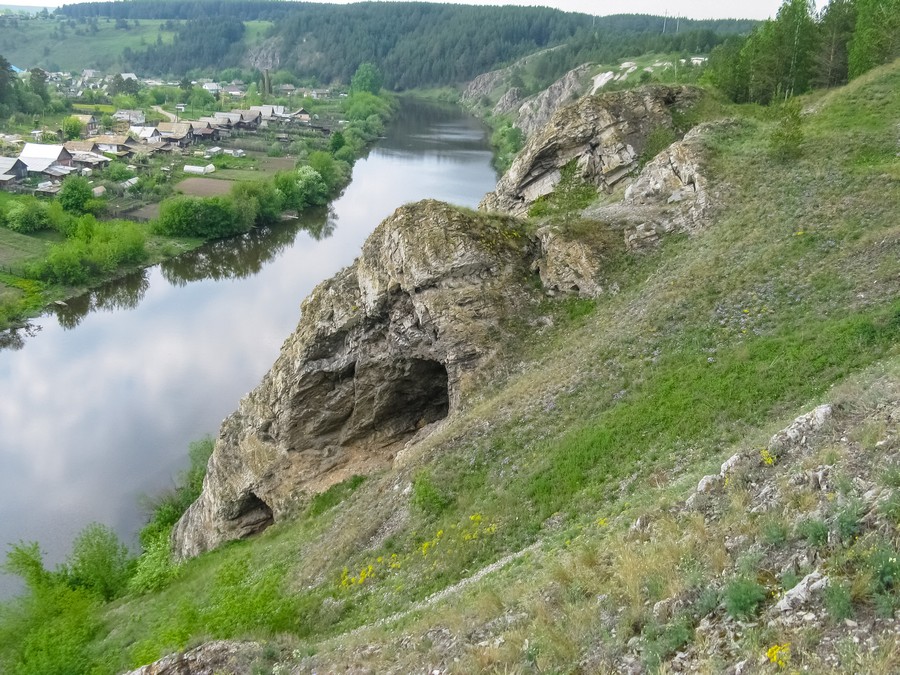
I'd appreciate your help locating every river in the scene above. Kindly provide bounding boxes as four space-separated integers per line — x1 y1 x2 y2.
0 100 497 596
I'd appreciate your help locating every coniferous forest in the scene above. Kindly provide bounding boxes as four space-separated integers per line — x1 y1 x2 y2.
59 1 755 87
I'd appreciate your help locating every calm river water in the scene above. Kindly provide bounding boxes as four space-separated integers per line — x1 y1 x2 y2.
0 100 496 596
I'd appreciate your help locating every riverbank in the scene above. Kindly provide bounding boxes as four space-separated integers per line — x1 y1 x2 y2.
0 92 396 334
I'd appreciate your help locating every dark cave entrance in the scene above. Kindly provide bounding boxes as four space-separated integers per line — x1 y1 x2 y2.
234 491 274 539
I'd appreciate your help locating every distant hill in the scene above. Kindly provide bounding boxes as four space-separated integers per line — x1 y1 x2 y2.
2 1 756 88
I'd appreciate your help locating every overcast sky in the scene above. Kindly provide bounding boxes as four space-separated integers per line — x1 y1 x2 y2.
7 0 792 21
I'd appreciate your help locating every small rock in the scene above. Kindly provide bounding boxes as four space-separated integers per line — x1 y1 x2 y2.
774 571 829 613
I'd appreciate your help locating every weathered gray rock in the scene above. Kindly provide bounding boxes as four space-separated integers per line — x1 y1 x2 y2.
586 122 715 252
515 64 594 138
461 68 508 105
172 201 537 559
533 225 607 297
768 404 833 453
773 571 829 613
480 85 701 217
493 87 524 117
123 640 264 675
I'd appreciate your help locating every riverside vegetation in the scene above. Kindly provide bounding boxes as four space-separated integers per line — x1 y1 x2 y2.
0 33 897 672
0 80 395 331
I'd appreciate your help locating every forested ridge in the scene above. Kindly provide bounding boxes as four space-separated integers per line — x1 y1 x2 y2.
58 1 755 88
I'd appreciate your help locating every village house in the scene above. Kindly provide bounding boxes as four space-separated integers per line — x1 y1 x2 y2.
114 109 146 125
229 109 262 130
92 134 141 157
129 126 162 144
189 120 220 142
294 107 312 123
0 157 28 189
156 122 194 147
18 143 76 179
202 82 220 95
223 84 246 99
71 114 98 136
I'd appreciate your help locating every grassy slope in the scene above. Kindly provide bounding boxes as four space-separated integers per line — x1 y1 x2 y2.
0 18 177 71
4 63 900 673
0 17 272 72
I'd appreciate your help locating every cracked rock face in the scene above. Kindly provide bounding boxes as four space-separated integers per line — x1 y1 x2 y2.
515 63 594 138
480 85 702 217
172 201 537 560
586 122 716 251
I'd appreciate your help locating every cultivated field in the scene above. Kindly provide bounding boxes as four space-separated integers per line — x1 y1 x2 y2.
175 177 234 197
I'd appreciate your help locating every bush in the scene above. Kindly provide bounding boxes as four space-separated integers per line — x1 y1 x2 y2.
6 198 50 233
63 523 132 601
824 581 853 621
769 99 803 161
139 437 214 547
32 218 147 285
128 527 177 595
154 195 253 239
231 179 284 227
797 518 829 548
411 471 452 517
724 577 767 619
58 176 93 214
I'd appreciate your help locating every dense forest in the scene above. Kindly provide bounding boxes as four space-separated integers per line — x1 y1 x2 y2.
705 0 899 104
59 1 756 88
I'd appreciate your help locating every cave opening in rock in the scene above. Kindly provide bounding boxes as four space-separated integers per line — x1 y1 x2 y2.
372 358 451 438
234 491 274 539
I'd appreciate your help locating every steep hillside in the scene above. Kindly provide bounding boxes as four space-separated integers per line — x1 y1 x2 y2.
1 60 899 674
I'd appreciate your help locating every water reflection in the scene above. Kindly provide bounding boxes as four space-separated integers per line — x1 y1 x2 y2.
53 271 151 330
0 100 496 598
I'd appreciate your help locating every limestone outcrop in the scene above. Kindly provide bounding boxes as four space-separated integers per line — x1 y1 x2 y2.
172 201 537 559
124 640 264 675
585 122 716 251
514 63 593 138
479 85 702 217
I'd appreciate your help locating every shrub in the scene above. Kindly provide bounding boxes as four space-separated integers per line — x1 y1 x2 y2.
797 518 829 548
824 581 853 621
769 99 803 161
154 195 252 239
58 176 93 214
724 577 767 619
6 198 50 233
411 471 452 517
63 523 132 601
128 527 176 595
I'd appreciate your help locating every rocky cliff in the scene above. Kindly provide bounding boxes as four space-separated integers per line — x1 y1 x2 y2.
172 201 539 559
514 63 594 138
173 91 715 560
480 85 701 217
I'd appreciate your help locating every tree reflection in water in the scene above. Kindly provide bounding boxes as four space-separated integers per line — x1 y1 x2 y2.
53 270 152 330
160 206 336 286
0 323 41 352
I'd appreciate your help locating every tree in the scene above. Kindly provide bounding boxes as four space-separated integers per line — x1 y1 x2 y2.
350 62 383 95
329 130 346 154
58 176 93 214
28 67 49 103
769 98 804 160
62 116 84 140
815 0 857 87
848 0 900 77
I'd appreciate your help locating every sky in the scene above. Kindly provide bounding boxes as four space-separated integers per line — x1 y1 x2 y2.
6 0 791 22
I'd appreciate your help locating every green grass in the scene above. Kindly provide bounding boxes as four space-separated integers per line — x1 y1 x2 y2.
0 17 177 72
